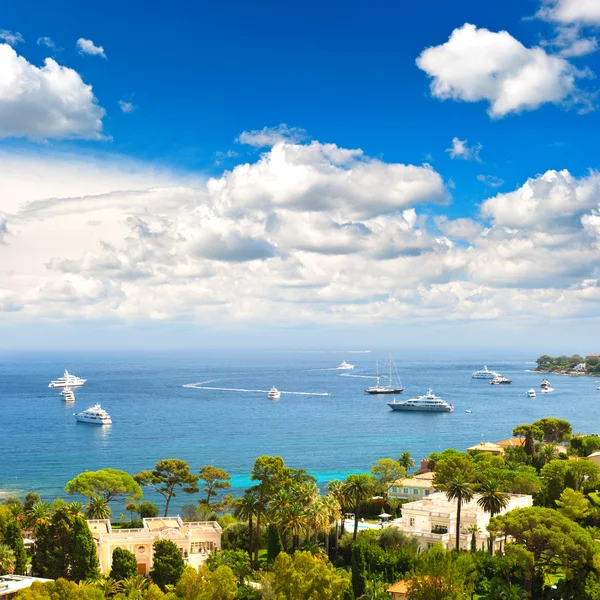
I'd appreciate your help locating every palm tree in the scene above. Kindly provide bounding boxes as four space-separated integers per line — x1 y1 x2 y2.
444 475 474 552
87 495 112 520
93 577 119 598
234 491 260 560
321 494 341 555
477 479 509 555
491 582 529 600
326 480 345 559
26 501 51 534
303 499 325 543
0 544 15 576
343 474 375 541
118 575 149 594
280 502 307 551
66 501 85 517
398 451 416 472
466 524 480 552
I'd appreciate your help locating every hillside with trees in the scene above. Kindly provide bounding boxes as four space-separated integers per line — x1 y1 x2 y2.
535 354 600 374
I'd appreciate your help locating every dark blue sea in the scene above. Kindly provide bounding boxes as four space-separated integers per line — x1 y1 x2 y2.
1 350 598 511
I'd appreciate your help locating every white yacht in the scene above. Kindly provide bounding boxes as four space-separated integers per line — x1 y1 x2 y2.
526 388 536 398
540 386 555 394
49 370 86 388
472 365 499 379
60 387 75 402
365 357 404 395
388 389 453 412
540 379 551 389
74 404 112 425
268 386 281 400
489 375 512 385
337 361 355 370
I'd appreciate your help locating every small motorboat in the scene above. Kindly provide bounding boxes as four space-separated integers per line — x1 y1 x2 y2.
465 410 472 413
526 389 536 398
540 387 555 394
268 386 281 400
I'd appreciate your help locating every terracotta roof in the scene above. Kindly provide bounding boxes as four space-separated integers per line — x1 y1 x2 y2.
387 580 409 594
495 437 524 448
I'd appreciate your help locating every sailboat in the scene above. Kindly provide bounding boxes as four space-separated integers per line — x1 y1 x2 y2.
365 356 404 395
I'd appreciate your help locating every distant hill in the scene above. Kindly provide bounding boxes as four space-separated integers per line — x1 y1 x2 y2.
534 354 600 375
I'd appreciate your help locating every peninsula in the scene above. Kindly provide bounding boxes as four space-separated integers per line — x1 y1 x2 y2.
534 354 600 375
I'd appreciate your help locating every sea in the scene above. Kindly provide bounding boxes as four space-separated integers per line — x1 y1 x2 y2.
1 350 598 513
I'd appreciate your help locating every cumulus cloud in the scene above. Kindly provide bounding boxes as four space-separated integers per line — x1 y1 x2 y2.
538 0 600 24
2 139 600 328
236 124 307 147
76 38 106 58
416 23 585 117
119 99 136 113
477 175 504 188
0 30 24 46
446 137 482 161
0 44 106 140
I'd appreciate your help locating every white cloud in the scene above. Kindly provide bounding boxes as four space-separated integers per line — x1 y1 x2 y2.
76 38 106 59
0 44 106 140
542 24 599 57
36 36 56 50
2 140 600 329
446 137 482 161
477 174 504 188
538 0 600 25
236 124 307 147
0 30 24 46
119 99 136 113
416 23 585 117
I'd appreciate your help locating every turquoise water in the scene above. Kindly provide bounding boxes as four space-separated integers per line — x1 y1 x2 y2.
1 350 598 511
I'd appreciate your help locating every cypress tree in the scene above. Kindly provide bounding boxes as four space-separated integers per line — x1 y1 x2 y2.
31 521 50 577
267 523 284 563
351 544 367 599
4 520 27 575
150 539 185 591
110 547 138 581
46 507 75 579
70 516 99 582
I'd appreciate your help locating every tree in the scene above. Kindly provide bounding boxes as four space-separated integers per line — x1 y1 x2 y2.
444 476 474 552
233 490 260 560
110 547 138 581
86 496 112 520
279 502 307 551
24 492 41 512
31 521 50 577
398 451 416 472
4 520 27 575
65 469 142 505
70 516 99 582
138 501 160 519
467 524 480 553
568 458 600 491
0 544 15 575
198 465 231 506
125 503 139 522
263 552 350 600
46 507 75 579
512 425 543 456
370 458 406 499
325 479 346 558
433 454 475 488
532 418 572 443
134 459 198 517
556 488 590 521
200 564 238 600
477 479 508 555
267 523 284 562
26 501 51 534
351 544 367 598
118 574 149 595
540 459 570 505
206 549 251 586
150 539 185 590
343 473 375 540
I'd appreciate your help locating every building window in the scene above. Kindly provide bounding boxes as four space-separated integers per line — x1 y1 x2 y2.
431 525 448 534
427 543 435 549
413 489 419 495
409 518 415 527
424 490 430 496
403 488 409 494
190 541 214 554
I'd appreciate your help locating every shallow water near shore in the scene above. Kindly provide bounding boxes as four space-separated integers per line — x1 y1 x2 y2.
1 350 598 512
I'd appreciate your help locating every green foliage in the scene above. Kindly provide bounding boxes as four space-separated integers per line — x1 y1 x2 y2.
134 459 198 517
433 454 475 487
571 435 600 457
370 458 405 497
149 539 185 591
398 451 416 471
512 424 543 456
444 475 474 552
4 519 27 575
556 487 590 521
263 551 350 600
532 418 572 443
23 492 41 512
70 516 99 582
206 549 251 586
343 473 376 540
138 501 160 519
16 578 105 599
200 564 238 600
110 547 138 581
0 544 15 575
221 521 251 552
181 503 218 523
218 513 237 529
198 465 231 506
0 505 12 541
376 526 419 553
267 523 284 562
86 495 112 520
427 448 463 471
65 469 143 503
351 544 367 598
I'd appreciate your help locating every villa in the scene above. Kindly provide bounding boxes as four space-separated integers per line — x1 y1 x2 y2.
0 576 52 599
87 516 222 575
389 472 435 501
466 442 505 456
393 492 532 552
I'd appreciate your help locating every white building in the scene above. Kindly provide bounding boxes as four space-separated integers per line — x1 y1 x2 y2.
88 516 222 576
389 472 435 502
394 492 532 552
0 576 52 599
573 363 587 372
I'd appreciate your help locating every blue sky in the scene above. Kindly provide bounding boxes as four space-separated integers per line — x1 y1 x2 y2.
1 0 600 349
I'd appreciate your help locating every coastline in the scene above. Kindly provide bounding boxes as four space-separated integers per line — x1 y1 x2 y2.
530 368 595 377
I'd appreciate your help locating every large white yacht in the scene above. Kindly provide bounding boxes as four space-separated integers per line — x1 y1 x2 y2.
365 357 404 395
268 386 281 400
489 375 512 385
472 365 499 379
49 370 86 388
337 361 355 370
388 389 453 412
74 404 112 425
60 387 75 402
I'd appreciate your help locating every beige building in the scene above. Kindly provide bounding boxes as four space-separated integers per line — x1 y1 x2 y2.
466 441 505 456
389 472 435 502
588 451 600 467
88 516 222 576
394 492 532 552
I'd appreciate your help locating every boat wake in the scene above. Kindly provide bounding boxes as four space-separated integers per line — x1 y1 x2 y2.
340 374 386 379
184 384 330 396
